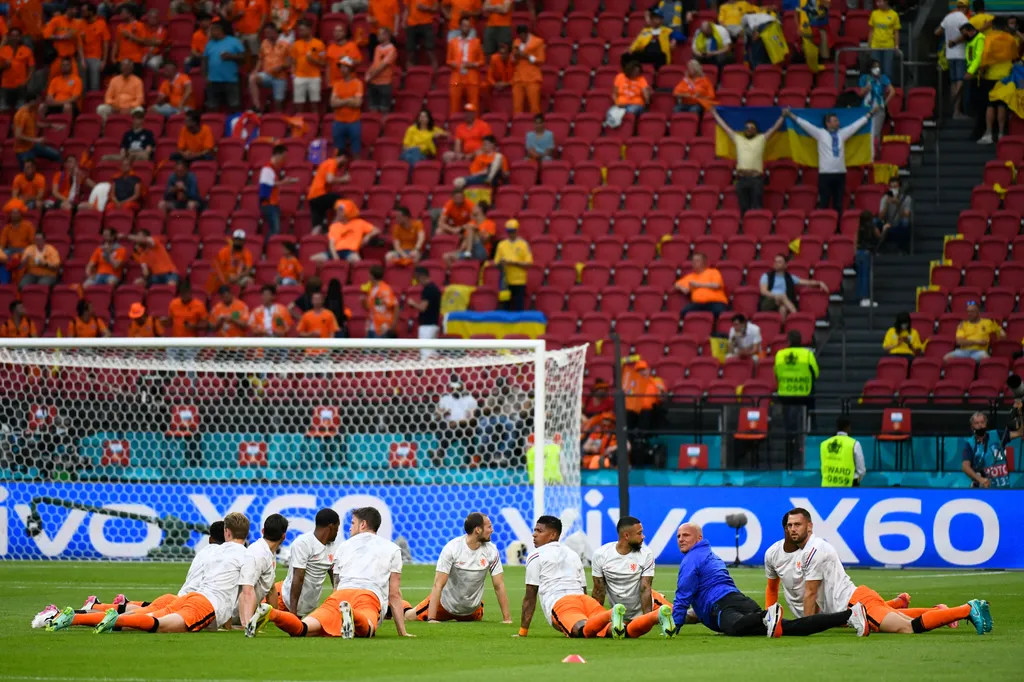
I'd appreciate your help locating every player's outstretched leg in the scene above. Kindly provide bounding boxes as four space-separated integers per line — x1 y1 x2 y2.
266 608 312 637
765 602 864 638
572 607 616 638
896 605 959 628
246 603 273 638
624 605 675 638
887 593 911 609
32 605 60 629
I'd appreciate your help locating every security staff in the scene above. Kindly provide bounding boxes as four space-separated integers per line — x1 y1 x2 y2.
775 330 818 461
526 433 562 484
820 416 866 487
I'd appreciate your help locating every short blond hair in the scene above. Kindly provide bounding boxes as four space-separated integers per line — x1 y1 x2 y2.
223 512 250 540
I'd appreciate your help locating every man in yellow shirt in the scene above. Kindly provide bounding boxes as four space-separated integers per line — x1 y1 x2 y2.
868 0 900 80
492 219 532 312
674 251 730 320
945 301 1004 362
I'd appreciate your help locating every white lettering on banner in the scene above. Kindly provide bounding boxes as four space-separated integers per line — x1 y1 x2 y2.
585 489 604 552
14 505 86 556
88 504 163 558
789 497 860 563
864 498 925 565
639 508 689 559
263 494 318 537
332 495 393 541
0 487 7 556
188 494 256 526
501 508 535 551
688 507 762 562
933 499 999 565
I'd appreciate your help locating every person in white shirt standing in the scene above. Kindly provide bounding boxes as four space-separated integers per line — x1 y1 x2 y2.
278 508 340 618
407 512 512 623
784 106 876 215
936 0 971 119
591 516 671 622
237 513 289 626
769 508 990 635
433 376 479 467
249 506 413 639
517 515 674 639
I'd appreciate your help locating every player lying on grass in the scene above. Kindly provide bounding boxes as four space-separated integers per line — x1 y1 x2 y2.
764 509 958 629
49 513 251 633
32 521 226 629
276 508 341 619
405 512 512 623
246 506 414 639
517 515 675 639
672 522 870 638
770 508 991 635
591 515 672 624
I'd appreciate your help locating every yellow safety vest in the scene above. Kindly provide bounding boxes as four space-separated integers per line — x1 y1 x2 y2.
820 434 856 487
774 347 818 397
526 444 562 484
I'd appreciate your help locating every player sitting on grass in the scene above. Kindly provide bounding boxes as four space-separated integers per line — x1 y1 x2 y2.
33 521 225 629
406 512 512 623
772 508 991 635
236 514 289 626
591 515 672 623
276 508 341 618
246 506 414 639
517 515 675 639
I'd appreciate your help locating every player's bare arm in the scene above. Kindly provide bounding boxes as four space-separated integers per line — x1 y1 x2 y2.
804 579 821 616
517 584 538 636
490 572 513 623
289 567 306 614
591 575 607 606
426 571 450 622
389 572 414 637
640 575 654 614
238 585 258 625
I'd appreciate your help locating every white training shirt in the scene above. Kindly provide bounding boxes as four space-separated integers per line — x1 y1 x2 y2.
763 538 821 618
439 393 478 422
281 531 335 617
524 541 586 626
435 536 503 616
197 541 247 628
239 538 278 603
940 11 969 59
590 542 655 619
178 543 219 596
333 532 404 624
799 535 857 615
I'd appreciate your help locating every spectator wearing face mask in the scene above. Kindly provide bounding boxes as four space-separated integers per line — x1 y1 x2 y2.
856 59 895 150
882 312 924 358
877 177 911 254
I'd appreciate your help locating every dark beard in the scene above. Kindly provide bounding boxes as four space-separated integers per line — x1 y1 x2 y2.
629 541 643 552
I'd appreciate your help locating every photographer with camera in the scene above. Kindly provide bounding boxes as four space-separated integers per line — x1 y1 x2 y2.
962 410 1019 489
882 311 924 361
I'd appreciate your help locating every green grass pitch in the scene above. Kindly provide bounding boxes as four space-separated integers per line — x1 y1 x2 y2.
1 562 1021 682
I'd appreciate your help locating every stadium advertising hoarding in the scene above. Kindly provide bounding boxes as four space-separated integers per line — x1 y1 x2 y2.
1 484 1020 569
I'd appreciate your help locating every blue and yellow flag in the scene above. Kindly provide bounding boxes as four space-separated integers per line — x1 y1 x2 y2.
990 62 1024 120
714 106 874 168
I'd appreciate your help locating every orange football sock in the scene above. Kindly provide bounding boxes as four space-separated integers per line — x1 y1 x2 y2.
354 608 377 637
71 612 107 627
626 610 662 638
269 609 306 636
582 610 613 638
899 608 937 618
115 613 158 632
918 604 970 631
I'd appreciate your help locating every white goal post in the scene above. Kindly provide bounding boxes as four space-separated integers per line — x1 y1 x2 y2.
0 338 586 562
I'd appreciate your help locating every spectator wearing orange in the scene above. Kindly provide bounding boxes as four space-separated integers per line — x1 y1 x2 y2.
249 284 293 337
330 56 364 157
462 135 509 187
3 300 37 337
442 104 492 162
79 4 109 92
103 157 145 213
314 203 380 263
365 27 397 113
385 206 426 265
608 60 652 125
46 156 93 211
622 359 666 433
185 12 212 72
96 59 144 122
12 92 62 166
9 0 43 42
0 27 35 111
126 229 180 287
674 251 730 320
326 23 362 83
67 299 111 338
291 19 325 114
269 0 307 38
296 290 340 338
84 228 127 287
248 23 290 112
307 148 351 231
277 242 304 285
12 159 46 209
1 199 35 258
443 0 481 40
163 282 208 337
19 232 60 288
367 0 400 54
140 8 168 72
127 303 164 337
44 57 83 115
673 59 716 113
404 0 439 68
174 111 216 162
208 229 256 292
152 61 193 118
209 285 251 337
228 0 268 54
112 5 147 75
487 41 513 99
447 17 484 114
482 0 512 56
511 24 544 114
581 412 617 469
437 187 476 236
444 200 493 264
401 109 449 165
42 7 80 65
365 263 398 338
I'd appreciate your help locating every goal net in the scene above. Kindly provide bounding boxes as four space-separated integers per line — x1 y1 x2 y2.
0 339 586 563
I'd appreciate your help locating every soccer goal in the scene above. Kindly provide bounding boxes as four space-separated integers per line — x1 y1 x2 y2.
0 338 586 562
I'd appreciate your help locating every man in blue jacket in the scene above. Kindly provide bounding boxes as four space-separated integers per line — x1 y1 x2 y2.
672 523 868 637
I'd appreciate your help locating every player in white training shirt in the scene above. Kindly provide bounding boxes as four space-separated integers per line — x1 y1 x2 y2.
279 508 340 618
591 516 670 620
768 508 990 635
518 515 674 639
248 506 414 639
236 513 289 626
407 512 512 623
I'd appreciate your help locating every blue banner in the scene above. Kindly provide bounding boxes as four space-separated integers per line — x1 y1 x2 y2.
1 484 1021 569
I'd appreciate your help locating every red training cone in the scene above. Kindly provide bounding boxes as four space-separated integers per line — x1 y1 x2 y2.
562 655 587 664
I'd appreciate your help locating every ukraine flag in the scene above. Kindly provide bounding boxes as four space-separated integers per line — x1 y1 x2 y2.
989 62 1024 121
715 106 874 167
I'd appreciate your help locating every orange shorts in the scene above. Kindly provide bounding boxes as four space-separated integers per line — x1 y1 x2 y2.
849 585 894 630
151 592 216 632
652 590 668 609
550 594 606 636
307 589 381 637
413 596 484 622
142 593 178 612
272 581 287 611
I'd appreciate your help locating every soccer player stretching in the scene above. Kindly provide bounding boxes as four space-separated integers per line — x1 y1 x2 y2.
406 512 513 623
247 506 414 639
518 515 674 639
591 516 671 622
278 508 341 618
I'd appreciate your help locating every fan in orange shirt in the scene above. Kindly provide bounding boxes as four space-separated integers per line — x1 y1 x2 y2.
126 230 180 287
672 59 716 113
462 135 509 187
3 300 37 338
296 291 340 339
79 5 110 91
229 0 268 54
405 0 439 68
140 8 168 72
10 0 43 41
437 187 475 235
365 28 397 113
208 229 256 292
512 25 544 114
127 303 165 337
385 207 426 265
325 23 362 83
487 41 513 95
84 228 127 287
249 284 293 337
12 159 47 209
249 23 291 111
43 57 82 114
185 13 212 72
67 300 111 338
153 61 193 117
41 7 78 61
163 283 208 337
674 251 731 320
314 203 380 263
330 57 365 157
175 111 216 162
269 0 307 37
276 242 304 286
447 17 484 113
290 19 325 113
0 27 35 98
481 0 512 56
443 0 481 37
364 264 398 338
208 286 251 338
113 6 148 68
611 61 652 114
0 198 35 255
